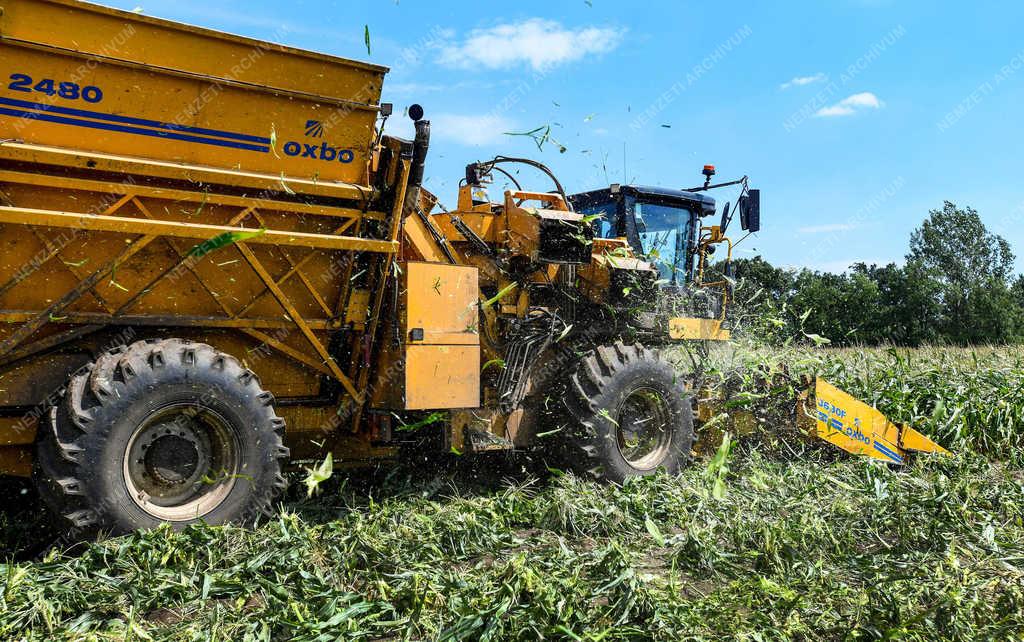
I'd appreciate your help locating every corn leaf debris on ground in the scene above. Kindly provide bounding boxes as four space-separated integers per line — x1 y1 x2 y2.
1 345 1023 640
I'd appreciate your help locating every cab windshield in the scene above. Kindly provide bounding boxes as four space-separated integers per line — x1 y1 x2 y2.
579 201 617 238
635 202 693 284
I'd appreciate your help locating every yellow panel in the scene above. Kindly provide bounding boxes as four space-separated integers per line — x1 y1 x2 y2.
0 0 387 99
0 0 383 183
899 425 952 456
0 416 36 446
0 446 32 477
0 143 376 202
405 345 480 410
404 262 480 342
669 317 731 341
433 211 504 243
401 262 480 410
815 379 898 462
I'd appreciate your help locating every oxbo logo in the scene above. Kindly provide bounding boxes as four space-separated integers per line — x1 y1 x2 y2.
817 401 871 445
283 141 355 163
282 120 355 163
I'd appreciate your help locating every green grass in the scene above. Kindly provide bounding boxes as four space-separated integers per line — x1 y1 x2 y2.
1 345 1023 641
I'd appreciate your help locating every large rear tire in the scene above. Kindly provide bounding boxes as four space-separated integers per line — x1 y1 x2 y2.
560 341 693 483
34 338 289 540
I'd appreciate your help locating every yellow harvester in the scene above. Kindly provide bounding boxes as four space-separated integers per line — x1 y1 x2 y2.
0 0 946 538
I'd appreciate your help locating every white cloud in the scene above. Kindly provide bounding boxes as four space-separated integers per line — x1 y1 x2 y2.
438 19 624 71
814 92 883 117
780 73 827 90
797 222 859 234
385 80 499 98
386 82 448 97
429 113 515 146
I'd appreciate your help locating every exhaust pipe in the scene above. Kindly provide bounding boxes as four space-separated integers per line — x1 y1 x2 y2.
404 104 430 213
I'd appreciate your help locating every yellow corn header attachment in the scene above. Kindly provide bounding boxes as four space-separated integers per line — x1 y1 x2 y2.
810 378 951 464
697 373 952 464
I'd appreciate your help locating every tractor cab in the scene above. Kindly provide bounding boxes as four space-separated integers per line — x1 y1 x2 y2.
571 168 760 326
570 184 716 286
571 168 760 289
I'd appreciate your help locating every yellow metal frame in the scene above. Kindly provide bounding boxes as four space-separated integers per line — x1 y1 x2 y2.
346 159 412 422
0 205 396 253
695 224 733 323
0 0 424 474
0 159 405 405
0 143 378 205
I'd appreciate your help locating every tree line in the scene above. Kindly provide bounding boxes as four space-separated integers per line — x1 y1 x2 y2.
723 201 1024 346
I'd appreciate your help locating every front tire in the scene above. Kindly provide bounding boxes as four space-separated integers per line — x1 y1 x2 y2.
34 338 289 539
561 341 693 483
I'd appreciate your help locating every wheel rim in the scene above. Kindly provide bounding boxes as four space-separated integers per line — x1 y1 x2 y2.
615 386 673 470
123 403 239 521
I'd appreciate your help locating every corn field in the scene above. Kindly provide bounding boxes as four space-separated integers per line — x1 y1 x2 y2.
1 345 1022 641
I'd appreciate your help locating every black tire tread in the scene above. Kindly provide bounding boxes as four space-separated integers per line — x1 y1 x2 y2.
560 340 693 482
34 338 289 539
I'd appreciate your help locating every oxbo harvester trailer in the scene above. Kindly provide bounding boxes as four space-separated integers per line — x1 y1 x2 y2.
0 0 949 538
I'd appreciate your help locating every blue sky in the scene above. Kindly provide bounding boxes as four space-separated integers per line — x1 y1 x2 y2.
112 0 1024 274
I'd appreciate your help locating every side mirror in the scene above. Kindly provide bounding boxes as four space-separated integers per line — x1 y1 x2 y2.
719 201 732 233
740 189 760 233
